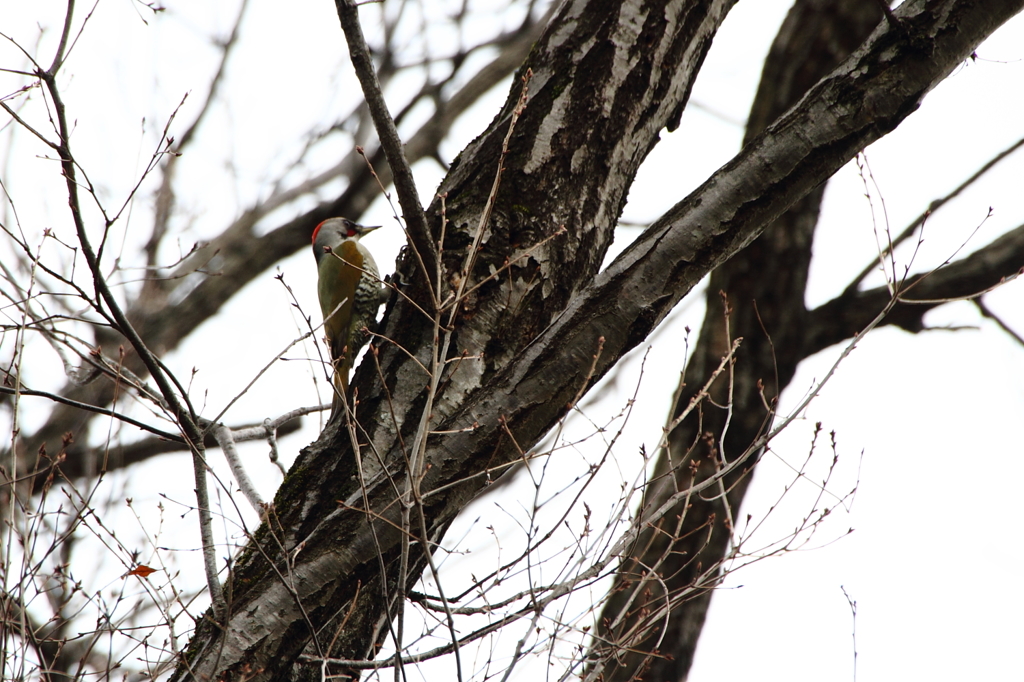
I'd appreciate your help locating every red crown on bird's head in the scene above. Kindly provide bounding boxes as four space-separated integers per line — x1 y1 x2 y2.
312 218 382 245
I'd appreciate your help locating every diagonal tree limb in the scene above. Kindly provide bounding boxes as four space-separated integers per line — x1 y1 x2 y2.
805 223 1024 354
335 0 437 300
590 0 1024 678
177 0 742 677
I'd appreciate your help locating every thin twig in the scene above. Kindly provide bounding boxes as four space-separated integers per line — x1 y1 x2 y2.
841 585 858 681
975 297 1024 347
0 385 184 442
845 135 1024 295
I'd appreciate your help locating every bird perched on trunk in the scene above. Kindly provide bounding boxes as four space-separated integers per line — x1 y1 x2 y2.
311 217 383 412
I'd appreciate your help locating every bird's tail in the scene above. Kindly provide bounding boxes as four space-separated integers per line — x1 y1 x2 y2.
328 356 351 422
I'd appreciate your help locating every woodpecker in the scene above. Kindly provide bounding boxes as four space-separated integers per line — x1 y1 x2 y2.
312 217 383 407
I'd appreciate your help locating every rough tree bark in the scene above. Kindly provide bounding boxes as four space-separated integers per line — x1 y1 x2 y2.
169 1 1024 681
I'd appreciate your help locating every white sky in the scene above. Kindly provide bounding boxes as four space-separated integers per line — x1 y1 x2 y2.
1 1 1022 681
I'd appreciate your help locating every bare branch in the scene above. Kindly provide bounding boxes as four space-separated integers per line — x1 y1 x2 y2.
845 134 1024 294
976 296 1024 347
212 422 265 512
35 2 222 617
0 385 183 442
806 223 1024 352
334 0 437 299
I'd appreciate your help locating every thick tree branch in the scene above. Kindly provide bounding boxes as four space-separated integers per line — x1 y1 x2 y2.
176 0 739 678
